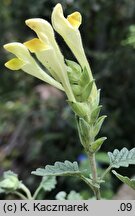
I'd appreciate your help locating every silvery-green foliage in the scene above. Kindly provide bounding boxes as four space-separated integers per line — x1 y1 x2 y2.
112 170 135 190
40 176 57 192
108 147 135 168
67 190 83 200
32 161 82 177
56 190 83 200
0 171 20 193
55 191 67 200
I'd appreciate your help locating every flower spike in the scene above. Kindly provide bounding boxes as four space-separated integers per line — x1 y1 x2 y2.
25 18 75 102
51 3 97 98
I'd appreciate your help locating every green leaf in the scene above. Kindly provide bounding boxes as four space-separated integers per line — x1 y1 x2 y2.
91 137 107 152
32 161 82 177
91 105 102 124
66 60 82 84
89 89 101 108
4 171 17 178
79 67 90 87
112 170 135 190
55 191 67 200
108 147 135 168
81 80 94 101
55 191 83 200
94 115 107 137
67 67 80 84
77 118 90 147
67 191 83 200
0 171 20 192
66 60 82 74
71 84 81 96
68 101 89 117
41 176 57 192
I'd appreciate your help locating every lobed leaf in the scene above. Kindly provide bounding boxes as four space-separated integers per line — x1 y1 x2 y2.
56 190 83 200
32 160 82 177
112 170 135 190
108 147 135 168
41 176 57 192
67 190 83 200
0 170 20 193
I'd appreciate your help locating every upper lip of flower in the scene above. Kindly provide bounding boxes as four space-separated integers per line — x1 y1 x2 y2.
25 18 55 43
67 12 82 29
23 38 50 53
52 3 82 30
23 37 62 82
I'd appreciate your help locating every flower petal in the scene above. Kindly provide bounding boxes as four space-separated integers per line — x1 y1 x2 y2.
4 42 64 91
4 42 31 62
25 18 55 43
25 18 65 69
24 38 49 53
24 37 61 82
67 12 82 29
5 58 25 70
25 18 75 101
52 3 97 99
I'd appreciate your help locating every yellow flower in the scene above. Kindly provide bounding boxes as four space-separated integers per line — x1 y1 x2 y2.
24 37 60 82
67 12 82 28
51 3 97 97
25 18 75 102
4 42 64 91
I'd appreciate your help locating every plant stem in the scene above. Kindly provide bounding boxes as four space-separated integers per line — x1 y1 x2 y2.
88 152 101 200
101 165 112 180
14 191 28 200
20 183 33 200
80 175 94 191
33 185 42 200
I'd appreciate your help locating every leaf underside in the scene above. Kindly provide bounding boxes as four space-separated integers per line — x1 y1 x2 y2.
108 147 135 168
112 170 135 190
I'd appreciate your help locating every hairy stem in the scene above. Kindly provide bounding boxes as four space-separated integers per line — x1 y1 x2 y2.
80 175 94 191
20 183 33 200
14 191 28 200
33 185 42 200
101 165 112 180
88 152 101 200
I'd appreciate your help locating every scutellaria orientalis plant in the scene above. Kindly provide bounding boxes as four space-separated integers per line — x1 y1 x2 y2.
1 3 135 200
